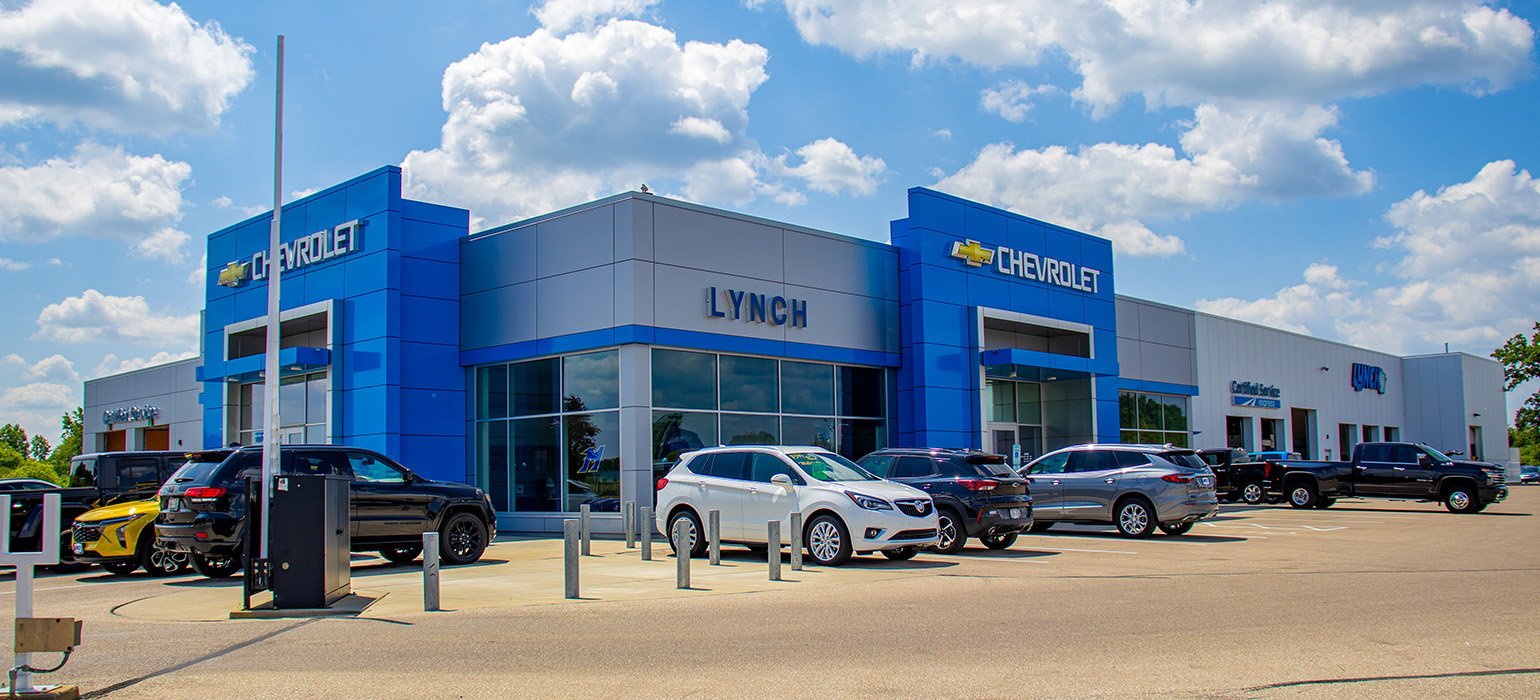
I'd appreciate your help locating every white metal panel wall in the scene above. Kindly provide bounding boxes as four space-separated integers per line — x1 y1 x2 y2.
1460 354 1512 466
83 356 203 451
1192 314 1405 456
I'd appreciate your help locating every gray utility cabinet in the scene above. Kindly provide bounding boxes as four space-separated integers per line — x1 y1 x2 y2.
270 474 351 608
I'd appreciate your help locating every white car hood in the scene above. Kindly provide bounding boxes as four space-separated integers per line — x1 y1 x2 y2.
825 479 929 501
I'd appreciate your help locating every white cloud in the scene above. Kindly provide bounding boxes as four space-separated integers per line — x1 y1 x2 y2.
765 1 1533 113
403 18 886 226
980 80 1058 122
771 137 886 196
33 289 200 346
93 350 198 378
4 354 80 384
934 102 1372 256
0 382 77 442
1197 161 1540 354
534 0 660 34
0 142 191 260
0 258 28 271
931 128 952 141
0 0 254 134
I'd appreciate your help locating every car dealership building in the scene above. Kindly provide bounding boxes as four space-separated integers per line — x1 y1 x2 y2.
83 166 1512 532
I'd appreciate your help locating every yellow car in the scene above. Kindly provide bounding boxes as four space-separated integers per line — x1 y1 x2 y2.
71 499 189 576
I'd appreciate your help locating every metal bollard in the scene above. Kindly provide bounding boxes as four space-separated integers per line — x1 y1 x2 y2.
580 504 592 556
624 501 636 548
423 531 441 611
640 506 653 561
790 513 803 571
563 519 580 599
708 509 721 566
673 520 691 589
767 520 782 581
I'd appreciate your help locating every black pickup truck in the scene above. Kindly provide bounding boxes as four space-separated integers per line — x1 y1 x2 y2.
5 451 187 567
1265 442 1507 513
1196 448 1273 505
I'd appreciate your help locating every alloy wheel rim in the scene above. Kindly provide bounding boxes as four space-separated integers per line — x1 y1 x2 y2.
150 547 187 573
449 519 480 557
1243 484 1262 502
1291 488 1309 505
1451 491 1470 510
938 515 957 549
809 521 840 562
1120 504 1148 533
673 517 698 549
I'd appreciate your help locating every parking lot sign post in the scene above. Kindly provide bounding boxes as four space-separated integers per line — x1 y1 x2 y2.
579 504 591 556
767 521 782 581
422 532 440 612
624 502 636 548
708 510 721 565
673 521 690 589
563 520 579 599
789 513 803 571
640 507 653 561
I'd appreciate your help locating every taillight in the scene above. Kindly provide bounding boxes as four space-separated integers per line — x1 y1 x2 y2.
1161 474 1194 484
957 479 999 491
184 486 226 502
656 478 668 491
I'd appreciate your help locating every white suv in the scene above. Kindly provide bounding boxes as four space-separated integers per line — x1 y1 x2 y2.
654 446 940 566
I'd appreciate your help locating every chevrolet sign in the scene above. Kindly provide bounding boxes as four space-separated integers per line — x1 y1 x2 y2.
949 238 1102 294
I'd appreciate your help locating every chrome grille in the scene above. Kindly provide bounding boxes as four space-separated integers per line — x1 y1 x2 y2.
72 522 102 545
890 528 938 541
895 499 933 517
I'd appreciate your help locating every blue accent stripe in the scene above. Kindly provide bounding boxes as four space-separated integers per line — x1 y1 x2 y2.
1119 378 1200 397
459 325 902 368
979 348 1118 377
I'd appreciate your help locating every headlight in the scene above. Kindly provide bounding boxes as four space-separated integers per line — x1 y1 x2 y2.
844 492 893 510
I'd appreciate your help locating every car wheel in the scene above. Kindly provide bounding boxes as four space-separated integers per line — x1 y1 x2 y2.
1287 482 1318 509
1028 522 1054 533
1240 481 1266 505
666 509 707 558
103 560 140 575
439 512 489 565
932 509 966 554
881 546 918 561
1443 484 1480 514
141 536 189 577
1158 522 1194 536
804 514 853 566
380 546 422 564
980 532 1017 550
190 551 242 578
1114 498 1157 538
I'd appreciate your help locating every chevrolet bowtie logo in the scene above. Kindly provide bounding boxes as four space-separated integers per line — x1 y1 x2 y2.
217 260 251 288
950 239 994 267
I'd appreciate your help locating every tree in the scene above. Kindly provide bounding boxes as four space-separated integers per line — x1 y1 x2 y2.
49 407 84 467
29 434 51 461
1493 323 1540 434
0 423 27 454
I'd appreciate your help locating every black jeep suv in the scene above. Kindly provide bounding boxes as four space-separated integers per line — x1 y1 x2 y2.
858 448 1033 553
156 445 497 578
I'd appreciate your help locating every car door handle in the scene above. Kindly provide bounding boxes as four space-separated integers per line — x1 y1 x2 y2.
1393 467 1406 471
1052 480 1060 486
1104 478 1114 484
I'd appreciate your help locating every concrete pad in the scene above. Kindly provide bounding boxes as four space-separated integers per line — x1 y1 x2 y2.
227 593 378 619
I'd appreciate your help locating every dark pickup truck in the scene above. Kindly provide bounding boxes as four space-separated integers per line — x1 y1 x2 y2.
1265 442 1507 513
1196 448 1273 505
5 450 187 566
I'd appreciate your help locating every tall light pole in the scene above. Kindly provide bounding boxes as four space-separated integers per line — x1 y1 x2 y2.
260 35 285 562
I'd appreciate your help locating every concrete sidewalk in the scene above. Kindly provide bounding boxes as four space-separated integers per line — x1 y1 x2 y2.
111 537 954 621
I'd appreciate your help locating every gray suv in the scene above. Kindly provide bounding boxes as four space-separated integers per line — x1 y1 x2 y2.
1020 444 1219 537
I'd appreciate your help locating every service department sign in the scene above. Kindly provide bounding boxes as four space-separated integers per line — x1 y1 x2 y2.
1230 380 1281 409
103 404 159 426
948 238 1103 295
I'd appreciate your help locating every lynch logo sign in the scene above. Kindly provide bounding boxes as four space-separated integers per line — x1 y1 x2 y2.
948 239 1102 295
103 404 159 425
706 287 808 328
221 220 364 288
1351 363 1387 394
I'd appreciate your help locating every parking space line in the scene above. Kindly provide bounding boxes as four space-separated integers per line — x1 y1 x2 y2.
1024 546 1138 555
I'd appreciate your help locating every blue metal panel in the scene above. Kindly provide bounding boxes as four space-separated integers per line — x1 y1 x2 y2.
399 342 462 390
399 387 465 437
1119 378 1200 396
401 257 460 300
401 295 458 346
397 435 465 482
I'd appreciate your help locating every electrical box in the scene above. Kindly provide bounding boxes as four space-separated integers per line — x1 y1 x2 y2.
15 618 81 653
269 474 351 609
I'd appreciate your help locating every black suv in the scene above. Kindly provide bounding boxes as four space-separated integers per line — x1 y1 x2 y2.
857 448 1032 553
155 445 497 578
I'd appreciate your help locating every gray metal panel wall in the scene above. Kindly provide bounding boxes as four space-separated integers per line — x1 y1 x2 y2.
1115 296 1197 387
83 357 203 451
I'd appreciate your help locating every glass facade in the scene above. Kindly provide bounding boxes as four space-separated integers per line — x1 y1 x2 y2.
474 349 620 513
236 371 328 445
1119 391 1189 447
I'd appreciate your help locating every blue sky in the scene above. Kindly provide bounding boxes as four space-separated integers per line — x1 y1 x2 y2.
1 0 1538 442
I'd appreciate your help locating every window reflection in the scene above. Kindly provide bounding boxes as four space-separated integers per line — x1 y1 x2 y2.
781 361 833 415
720 355 777 412
652 349 717 409
565 412 619 512
512 358 560 416
722 413 778 445
564 350 618 410
782 416 834 450
512 416 560 512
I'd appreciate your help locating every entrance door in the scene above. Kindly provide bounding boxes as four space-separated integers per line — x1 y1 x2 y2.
1291 408 1313 459
991 427 1018 469
142 426 169 451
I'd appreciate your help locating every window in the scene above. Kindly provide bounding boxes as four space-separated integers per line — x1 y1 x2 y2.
891 456 936 478
1067 451 1119 473
1389 445 1419 464
1114 451 1151 468
652 350 716 410
115 458 161 494
859 454 895 477
781 362 833 415
707 451 749 480
1359 444 1387 462
721 355 777 413
563 351 618 411
1025 452 1069 474
1119 392 1189 447
787 452 876 481
749 453 800 483
285 451 344 476
236 371 328 445
345 452 405 483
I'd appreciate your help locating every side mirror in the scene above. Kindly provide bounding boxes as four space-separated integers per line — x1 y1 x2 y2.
770 473 795 491
1417 454 1432 468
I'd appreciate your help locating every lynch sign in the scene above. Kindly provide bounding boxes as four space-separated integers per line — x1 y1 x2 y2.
1351 363 1388 394
706 287 808 328
949 239 1102 295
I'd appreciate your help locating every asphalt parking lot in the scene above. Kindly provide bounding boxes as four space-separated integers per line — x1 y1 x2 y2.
4 487 1539 698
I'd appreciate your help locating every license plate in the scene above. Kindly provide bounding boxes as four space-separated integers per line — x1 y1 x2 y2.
72 543 83 555
1008 508 1022 519
1200 477 1214 487
164 497 184 512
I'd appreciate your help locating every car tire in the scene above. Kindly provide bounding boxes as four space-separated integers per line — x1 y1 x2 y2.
1114 497 1157 538
1443 484 1480 514
1028 522 1054 533
103 560 140 575
1313 498 1335 509
1287 482 1318 509
190 551 242 578
1158 522 1194 536
140 536 189 577
380 546 422 564
881 546 918 561
439 512 489 565
50 532 91 573
804 514 853 566
666 509 708 558
980 532 1017 550
932 509 967 554
1240 481 1266 505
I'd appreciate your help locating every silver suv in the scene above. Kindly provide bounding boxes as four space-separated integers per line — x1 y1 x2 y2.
1020 444 1219 537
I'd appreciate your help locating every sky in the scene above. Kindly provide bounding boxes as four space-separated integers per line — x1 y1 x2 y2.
1 0 1539 444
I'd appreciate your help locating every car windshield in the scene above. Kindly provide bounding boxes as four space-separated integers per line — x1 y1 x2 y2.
1418 445 1455 462
167 453 232 485
787 452 879 481
961 455 1015 477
